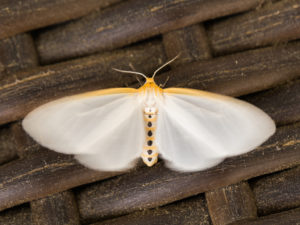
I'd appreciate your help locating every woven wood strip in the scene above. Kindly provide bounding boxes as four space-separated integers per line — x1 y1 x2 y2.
0 33 38 80
10 122 40 158
244 79 300 126
0 0 123 39
208 0 300 55
31 191 80 225
230 207 300 225
163 24 212 67
0 125 18 165
36 0 260 63
156 41 300 96
206 182 257 225
91 195 211 225
0 148 120 211
0 205 31 225
252 166 300 216
0 33 39 165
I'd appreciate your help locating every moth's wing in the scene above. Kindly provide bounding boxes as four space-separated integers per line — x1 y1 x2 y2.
156 88 276 172
22 88 144 171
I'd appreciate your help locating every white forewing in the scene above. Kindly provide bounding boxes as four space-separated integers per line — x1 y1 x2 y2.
156 88 276 172
22 90 144 171
156 109 225 171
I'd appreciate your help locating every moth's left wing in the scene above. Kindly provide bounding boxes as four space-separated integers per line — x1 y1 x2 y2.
22 88 144 171
156 88 276 172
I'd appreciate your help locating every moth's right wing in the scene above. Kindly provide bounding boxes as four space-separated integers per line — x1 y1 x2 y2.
22 88 145 171
156 88 275 172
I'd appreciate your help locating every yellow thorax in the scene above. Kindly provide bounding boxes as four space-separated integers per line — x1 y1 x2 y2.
138 78 162 94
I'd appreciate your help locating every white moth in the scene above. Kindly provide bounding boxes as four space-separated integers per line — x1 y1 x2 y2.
22 57 276 172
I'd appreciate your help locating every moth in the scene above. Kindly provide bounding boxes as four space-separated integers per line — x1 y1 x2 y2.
22 57 276 172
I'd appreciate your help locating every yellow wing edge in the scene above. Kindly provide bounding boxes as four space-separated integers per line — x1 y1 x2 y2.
163 88 230 100
73 87 138 99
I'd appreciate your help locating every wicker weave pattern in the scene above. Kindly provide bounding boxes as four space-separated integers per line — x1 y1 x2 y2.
0 0 299 224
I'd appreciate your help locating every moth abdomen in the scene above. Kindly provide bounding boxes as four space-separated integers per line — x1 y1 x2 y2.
142 106 158 167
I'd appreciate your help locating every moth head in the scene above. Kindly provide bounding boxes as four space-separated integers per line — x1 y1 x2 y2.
145 77 155 84
140 77 160 91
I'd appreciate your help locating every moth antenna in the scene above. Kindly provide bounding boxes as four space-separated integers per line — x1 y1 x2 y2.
112 68 148 80
152 53 181 79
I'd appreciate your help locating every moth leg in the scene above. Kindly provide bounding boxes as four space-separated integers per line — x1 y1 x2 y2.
136 75 143 86
159 76 170 88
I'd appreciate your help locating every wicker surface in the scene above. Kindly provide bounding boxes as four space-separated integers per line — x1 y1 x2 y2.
0 0 299 224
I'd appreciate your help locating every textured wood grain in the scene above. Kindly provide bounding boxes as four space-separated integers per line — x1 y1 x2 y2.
0 205 31 225
0 33 38 164
0 125 18 165
0 149 120 211
31 191 80 225
0 33 38 81
0 41 165 125
163 24 212 67
207 0 300 55
244 79 300 126
206 182 257 225
156 41 300 96
10 122 40 158
76 122 300 221
36 0 260 63
0 0 123 39
92 195 211 225
230 207 300 225
252 166 300 216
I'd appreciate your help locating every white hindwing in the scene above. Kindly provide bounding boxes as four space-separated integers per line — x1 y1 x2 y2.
156 88 276 172
22 90 144 171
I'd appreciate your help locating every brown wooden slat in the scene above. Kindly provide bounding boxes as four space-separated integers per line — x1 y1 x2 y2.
0 33 38 80
0 205 31 225
244 79 300 126
31 191 80 225
92 195 211 225
230 207 300 225
207 0 300 55
0 41 166 125
0 149 120 212
76 122 300 221
36 0 260 63
163 24 212 67
0 125 18 165
0 33 38 164
251 166 300 216
206 182 257 225
0 0 124 40
156 41 300 96
10 122 40 158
